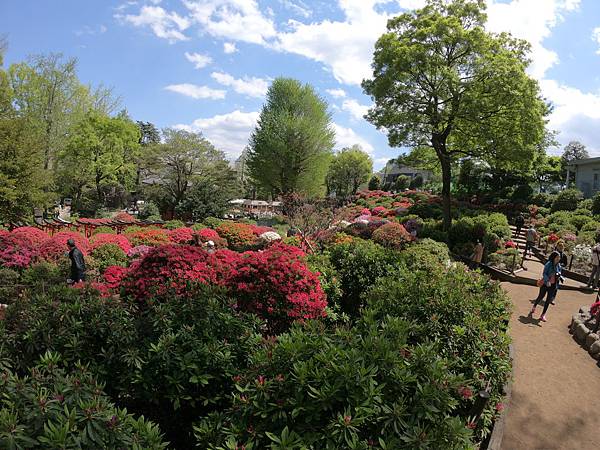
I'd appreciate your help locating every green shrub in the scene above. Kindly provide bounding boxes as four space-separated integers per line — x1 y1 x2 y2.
420 218 448 242
305 252 343 317
511 184 533 202
20 261 67 292
191 222 207 231
204 217 224 229
163 219 185 230
195 316 474 449
139 201 161 220
92 225 116 235
531 192 555 208
0 268 19 304
91 243 128 273
408 201 444 220
366 264 512 440
0 352 167 449
328 240 403 318
551 188 583 212
402 238 450 267
580 221 600 233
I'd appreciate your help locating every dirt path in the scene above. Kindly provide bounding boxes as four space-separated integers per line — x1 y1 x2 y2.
500 281 600 449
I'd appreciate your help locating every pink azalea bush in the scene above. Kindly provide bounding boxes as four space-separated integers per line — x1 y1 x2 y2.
39 232 90 262
90 233 132 253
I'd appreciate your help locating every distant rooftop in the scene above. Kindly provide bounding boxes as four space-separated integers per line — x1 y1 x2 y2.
568 157 600 166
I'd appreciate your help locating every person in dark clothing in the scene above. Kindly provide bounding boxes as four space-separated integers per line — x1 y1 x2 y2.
515 213 525 237
530 251 562 322
67 238 86 283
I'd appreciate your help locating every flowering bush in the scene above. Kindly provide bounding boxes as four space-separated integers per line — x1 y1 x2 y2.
504 240 517 249
216 222 257 249
90 233 132 253
372 222 413 249
249 224 275 236
227 243 327 332
11 226 49 246
168 227 194 244
360 208 371 216
39 231 89 262
122 245 231 302
125 228 170 247
113 211 137 223
371 206 388 217
127 245 152 260
194 227 227 248
547 233 560 244
0 233 38 268
103 265 129 290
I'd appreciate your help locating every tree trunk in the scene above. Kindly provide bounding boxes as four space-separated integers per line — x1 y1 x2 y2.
439 154 452 231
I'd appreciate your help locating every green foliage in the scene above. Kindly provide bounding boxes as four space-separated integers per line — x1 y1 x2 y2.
163 219 185 230
363 0 547 229
328 240 403 318
305 251 342 315
0 267 19 304
367 175 381 191
409 174 424 189
195 317 474 449
366 264 512 439
0 353 168 449
138 200 161 220
400 238 450 269
0 285 262 448
511 184 533 202
143 128 235 216
248 78 335 196
326 145 373 197
20 260 66 288
91 243 128 273
92 225 116 234
394 174 411 191
592 193 600 216
203 216 224 229
551 188 583 212
175 178 234 222
531 192 556 208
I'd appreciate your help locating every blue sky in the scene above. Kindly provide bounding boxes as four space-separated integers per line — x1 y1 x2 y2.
2 0 600 169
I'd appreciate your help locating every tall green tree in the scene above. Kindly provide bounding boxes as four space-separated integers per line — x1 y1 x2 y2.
143 129 234 216
561 140 589 183
363 0 546 229
326 145 373 198
248 78 335 197
57 111 140 208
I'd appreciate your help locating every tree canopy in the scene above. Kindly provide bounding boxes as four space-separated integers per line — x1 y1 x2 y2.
363 0 547 229
248 78 335 197
326 145 373 198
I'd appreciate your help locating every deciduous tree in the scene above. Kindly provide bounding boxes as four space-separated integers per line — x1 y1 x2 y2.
248 78 335 197
326 145 373 198
363 0 546 229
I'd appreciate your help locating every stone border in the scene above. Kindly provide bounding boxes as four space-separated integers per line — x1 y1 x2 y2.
485 344 514 450
569 307 600 361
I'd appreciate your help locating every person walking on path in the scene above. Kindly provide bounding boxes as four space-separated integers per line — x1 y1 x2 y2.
587 241 600 290
523 225 537 259
470 240 484 269
67 238 86 283
554 240 568 267
531 251 562 322
515 213 525 237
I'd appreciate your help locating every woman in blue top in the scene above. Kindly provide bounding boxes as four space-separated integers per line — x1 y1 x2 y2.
530 251 562 322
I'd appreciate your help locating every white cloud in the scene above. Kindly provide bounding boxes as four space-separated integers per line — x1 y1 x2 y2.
118 5 190 42
164 83 226 99
278 0 312 18
342 98 370 120
326 88 346 98
210 72 269 98
486 0 581 79
184 51 212 69
540 79 600 154
333 123 374 154
223 42 237 53
183 0 278 45
174 110 260 158
593 27 600 55
75 24 108 36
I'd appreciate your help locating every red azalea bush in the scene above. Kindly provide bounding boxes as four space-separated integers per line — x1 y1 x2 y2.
226 243 327 332
11 227 50 246
371 206 388 217
249 224 275 236
114 211 137 223
194 228 227 248
103 265 129 290
122 245 231 301
168 227 194 244
90 233 132 253
372 222 413 249
216 222 257 249
125 228 170 247
127 245 152 260
0 233 38 268
504 240 517 249
39 232 90 262
547 233 560 244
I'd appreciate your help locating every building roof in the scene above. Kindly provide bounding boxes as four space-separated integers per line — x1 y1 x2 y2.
569 157 600 166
